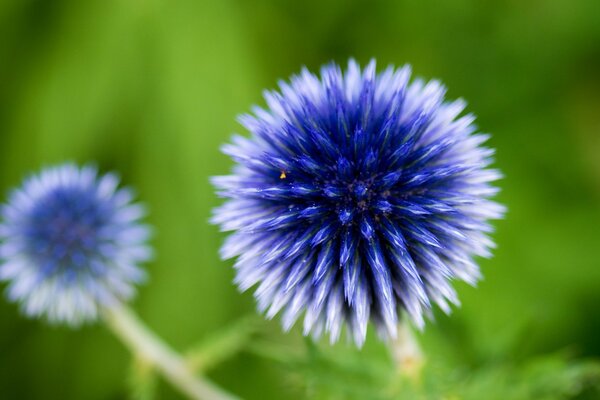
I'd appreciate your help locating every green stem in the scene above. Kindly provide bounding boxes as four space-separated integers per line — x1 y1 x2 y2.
391 322 424 382
103 304 239 400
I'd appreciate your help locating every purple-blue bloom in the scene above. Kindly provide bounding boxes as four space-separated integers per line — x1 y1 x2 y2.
0 164 152 325
212 60 505 346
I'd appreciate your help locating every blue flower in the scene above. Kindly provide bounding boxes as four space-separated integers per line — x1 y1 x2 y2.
0 164 152 325
212 60 505 346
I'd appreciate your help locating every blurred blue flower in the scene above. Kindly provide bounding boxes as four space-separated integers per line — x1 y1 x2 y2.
0 164 152 325
212 60 505 346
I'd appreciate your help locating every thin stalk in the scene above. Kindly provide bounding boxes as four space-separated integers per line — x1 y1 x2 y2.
390 322 424 382
103 304 239 400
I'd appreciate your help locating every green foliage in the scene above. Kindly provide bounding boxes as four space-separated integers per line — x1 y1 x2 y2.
185 315 261 373
249 338 600 400
248 338 391 400
128 357 158 400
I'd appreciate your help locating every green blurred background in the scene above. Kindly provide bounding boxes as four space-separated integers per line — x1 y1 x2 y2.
0 0 599 399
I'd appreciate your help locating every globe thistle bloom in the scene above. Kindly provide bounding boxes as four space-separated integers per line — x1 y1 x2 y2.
212 60 505 346
0 164 152 325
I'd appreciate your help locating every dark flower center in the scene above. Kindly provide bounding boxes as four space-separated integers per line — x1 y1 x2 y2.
334 179 370 219
23 187 112 275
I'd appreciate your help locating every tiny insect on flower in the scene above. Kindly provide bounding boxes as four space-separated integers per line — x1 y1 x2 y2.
212 59 505 347
0 164 153 325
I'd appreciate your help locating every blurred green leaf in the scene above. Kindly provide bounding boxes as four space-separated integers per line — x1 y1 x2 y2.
185 315 261 373
128 356 158 400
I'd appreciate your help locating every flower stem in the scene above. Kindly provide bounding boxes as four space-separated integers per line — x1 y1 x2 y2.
103 304 239 400
390 322 424 383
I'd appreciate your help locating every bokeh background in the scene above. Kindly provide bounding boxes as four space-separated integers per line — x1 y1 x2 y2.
1 0 599 399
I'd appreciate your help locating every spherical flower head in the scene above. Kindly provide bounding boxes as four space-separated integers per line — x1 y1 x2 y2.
0 164 152 326
212 59 505 347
